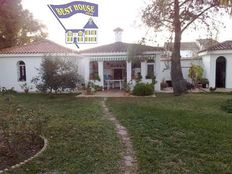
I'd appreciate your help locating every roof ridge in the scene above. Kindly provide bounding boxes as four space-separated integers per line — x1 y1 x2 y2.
199 40 232 53
0 39 78 54
80 42 163 54
0 39 66 51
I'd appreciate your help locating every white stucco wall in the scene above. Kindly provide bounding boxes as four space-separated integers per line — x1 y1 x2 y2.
201 52 232 88
0 55 83 92
0 56 42 92
226 57 232 88
180 50 195 58
4 49 232 93
160 58 202 82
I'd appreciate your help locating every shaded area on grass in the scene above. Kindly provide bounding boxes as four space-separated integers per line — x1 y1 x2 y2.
0 94 121 174
107 93 232 174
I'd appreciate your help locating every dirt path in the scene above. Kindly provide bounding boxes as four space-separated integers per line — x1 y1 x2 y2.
101 98 137 174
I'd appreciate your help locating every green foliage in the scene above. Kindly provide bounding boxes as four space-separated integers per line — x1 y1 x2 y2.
133 83 154 96
201 78 209 85
188 64 204 85
0 87 17 95
32 56 83 93
221 99 232 113
0 0 47 49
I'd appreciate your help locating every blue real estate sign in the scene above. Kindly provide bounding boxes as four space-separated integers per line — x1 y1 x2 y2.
48 1 99 48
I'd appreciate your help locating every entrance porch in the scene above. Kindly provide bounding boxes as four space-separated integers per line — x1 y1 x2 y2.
87 54 161 91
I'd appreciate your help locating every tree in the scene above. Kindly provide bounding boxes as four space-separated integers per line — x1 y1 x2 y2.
142 0 231 95
32 56 83 93
0 0 47 49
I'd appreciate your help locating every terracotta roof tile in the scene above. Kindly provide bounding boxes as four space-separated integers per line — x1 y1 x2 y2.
0 39 78 54
164 42 199 51
200 40 232 52
80 42 164 54
196 39 219 50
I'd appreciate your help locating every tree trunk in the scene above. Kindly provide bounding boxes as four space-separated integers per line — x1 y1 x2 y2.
171 0 187 96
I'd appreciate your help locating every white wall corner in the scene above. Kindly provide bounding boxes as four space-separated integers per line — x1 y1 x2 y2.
155 55 161 91
126 61 132 83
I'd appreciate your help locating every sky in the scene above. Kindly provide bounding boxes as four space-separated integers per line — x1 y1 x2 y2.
22 0 232 51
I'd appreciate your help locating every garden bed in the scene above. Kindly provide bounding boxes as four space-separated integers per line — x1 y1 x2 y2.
0 134 44 171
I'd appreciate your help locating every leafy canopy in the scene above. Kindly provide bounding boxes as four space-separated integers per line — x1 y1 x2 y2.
0 0 47 49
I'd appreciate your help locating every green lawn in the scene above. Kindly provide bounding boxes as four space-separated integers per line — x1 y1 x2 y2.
0 94 121 174
107 93 232 174
1 93 232 174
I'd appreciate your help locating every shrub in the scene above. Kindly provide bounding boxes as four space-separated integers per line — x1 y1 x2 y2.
133 83 154 96
0 87 17 95
200 78 209 88
188 64 204 85
201 78 209 85
32 56 84 93
221 99 232 113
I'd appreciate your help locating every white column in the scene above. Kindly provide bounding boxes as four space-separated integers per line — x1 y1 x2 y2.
155 55 161 91
209 55 216 88
85 59 90 86
226 57 232 88
98 61 104 88
126 61 132 83
141 61 147 81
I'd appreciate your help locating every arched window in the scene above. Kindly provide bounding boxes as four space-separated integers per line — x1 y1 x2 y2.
17 61 26 81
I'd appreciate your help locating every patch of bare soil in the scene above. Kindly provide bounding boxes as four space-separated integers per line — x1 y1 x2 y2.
0 133 44 170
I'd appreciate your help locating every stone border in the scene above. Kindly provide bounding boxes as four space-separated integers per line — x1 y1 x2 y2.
101 99 137 174
0 136 48 174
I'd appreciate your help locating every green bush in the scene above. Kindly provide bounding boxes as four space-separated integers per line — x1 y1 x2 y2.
0 87 17 95
32 56 84 93
133 83 154 96
221 99 232 113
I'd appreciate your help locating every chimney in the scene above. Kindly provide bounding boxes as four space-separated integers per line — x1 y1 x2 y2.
113 27 123 42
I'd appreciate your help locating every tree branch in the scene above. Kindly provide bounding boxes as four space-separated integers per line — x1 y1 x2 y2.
181 4 216 33
179 0 192 8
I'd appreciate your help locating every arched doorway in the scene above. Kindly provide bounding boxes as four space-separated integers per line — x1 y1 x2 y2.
216 56 226 88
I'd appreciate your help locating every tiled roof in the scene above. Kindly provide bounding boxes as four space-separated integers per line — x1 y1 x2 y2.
80 42 164 54
196 39 219 50
200 41 232 52
165 42 199 51
0 39 78 54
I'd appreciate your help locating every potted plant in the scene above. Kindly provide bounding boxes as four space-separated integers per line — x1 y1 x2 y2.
160 80 168 90
86 82 95 95
201 78 209 88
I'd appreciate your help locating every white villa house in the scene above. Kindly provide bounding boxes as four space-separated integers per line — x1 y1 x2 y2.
0 28 232 92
